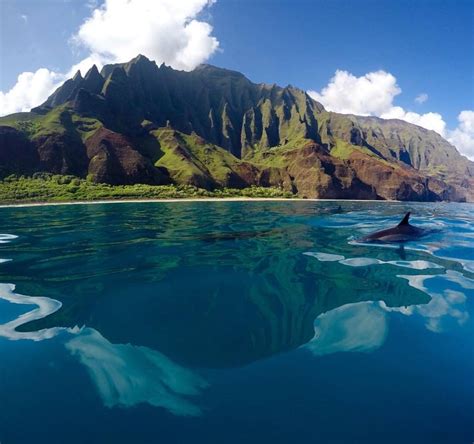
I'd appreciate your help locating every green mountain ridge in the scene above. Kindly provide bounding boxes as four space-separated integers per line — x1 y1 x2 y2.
1 54 473 201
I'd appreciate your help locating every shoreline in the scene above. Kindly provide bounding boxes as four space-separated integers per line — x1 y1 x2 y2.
0 197 402 208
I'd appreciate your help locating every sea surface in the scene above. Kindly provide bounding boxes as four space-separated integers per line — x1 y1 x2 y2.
0 201 473 444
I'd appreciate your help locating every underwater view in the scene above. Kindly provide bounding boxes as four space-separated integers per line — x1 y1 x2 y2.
0 201 473 444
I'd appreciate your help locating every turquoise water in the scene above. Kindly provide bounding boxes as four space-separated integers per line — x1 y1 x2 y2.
0 201 473 443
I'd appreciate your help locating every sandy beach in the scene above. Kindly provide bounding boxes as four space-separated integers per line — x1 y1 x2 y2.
0 197 399 209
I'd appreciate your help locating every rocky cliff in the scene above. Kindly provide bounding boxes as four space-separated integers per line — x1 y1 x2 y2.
1 54 472 201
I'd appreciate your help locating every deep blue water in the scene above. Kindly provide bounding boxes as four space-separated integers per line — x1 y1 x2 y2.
0 201 473 444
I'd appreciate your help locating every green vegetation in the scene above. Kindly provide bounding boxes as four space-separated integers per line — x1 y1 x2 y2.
0 106 96 139
329 138 396 168
247 137 310 167
0 56 471 202
71 114 102 141
329 139 355 159
329 139 371 160
0 112 43 137
153 128 248 186
0 174 295 204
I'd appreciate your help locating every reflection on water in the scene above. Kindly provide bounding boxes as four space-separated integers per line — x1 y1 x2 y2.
304 251 443 269
306 249 474 335
0 280 208 416
66 329 208 416
395 271 473 332
0 202 435 368
306 302 388 355
0 201 473 443
0 233 18 244
0 283 65 341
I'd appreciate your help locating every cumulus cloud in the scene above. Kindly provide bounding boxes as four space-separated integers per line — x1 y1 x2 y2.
0 0 219 116
308 69 474 159
0 69 65 115
74 0 219 72
381 106 447 136
307 69 445 133
66 53 109 78
447 111 474 160
415 93 428 104
308 70 401 116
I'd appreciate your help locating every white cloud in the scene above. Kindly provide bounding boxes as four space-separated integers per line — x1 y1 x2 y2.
0 69 66 115
308 69 474 159
308 69 401 116
66 53 109 78
447 110 474 160
380 106 447 136
20 14 28 23
0 0 219 116
308 70 445 133
73 0 219 72
415 93 428 104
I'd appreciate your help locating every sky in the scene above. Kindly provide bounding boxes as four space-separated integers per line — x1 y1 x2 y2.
0 0 473 158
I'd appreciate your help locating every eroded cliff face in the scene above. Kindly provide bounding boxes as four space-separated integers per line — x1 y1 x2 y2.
0 126 39 176
86 128 168 185
252 142 455 201
1 55 472 201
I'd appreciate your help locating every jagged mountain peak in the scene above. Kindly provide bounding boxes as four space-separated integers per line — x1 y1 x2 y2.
82 65 104 95
130 53 152 64
3 54 471 202
194 63 247 78
125 54 158 72
36 56 329 155
72 70 83 81
84 64 101 79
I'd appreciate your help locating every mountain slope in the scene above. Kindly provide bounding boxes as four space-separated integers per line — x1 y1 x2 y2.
1 55 473 201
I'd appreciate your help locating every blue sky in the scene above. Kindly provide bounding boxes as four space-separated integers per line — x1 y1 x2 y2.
0 0 473 155
213 0 473 127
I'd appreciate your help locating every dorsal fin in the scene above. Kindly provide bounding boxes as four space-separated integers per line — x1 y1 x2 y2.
398 212 411 226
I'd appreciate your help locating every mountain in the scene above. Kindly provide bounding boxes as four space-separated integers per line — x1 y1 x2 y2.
1 54 473 201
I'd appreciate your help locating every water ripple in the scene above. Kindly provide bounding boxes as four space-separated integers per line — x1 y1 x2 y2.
0 234 18 244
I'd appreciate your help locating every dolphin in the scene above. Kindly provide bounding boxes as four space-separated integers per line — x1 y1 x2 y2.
360 212 427 243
